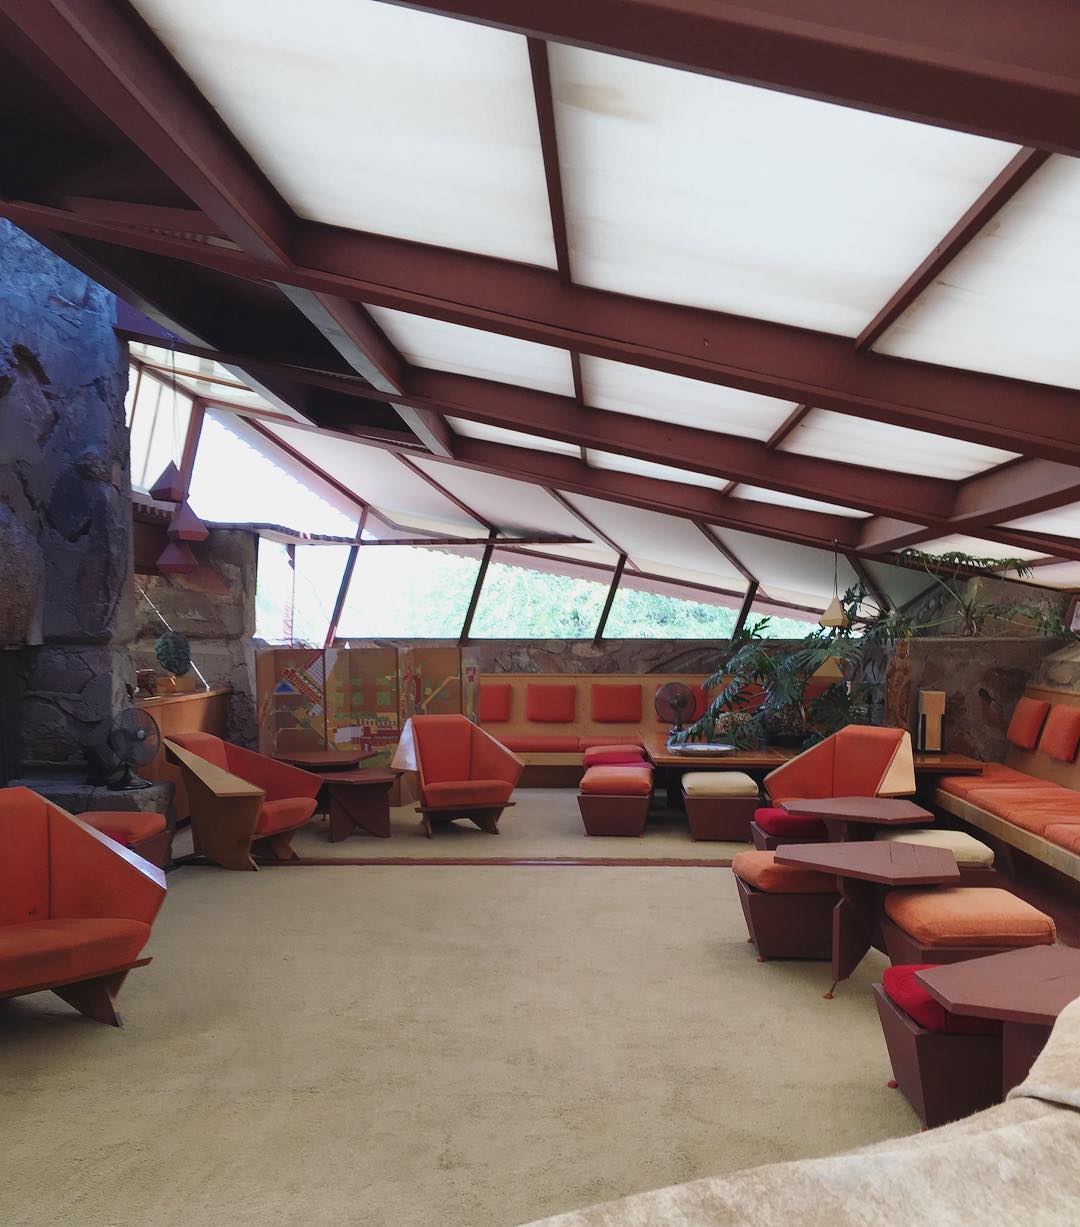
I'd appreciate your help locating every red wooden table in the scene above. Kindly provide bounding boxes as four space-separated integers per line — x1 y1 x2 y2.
781 796 933 841
917 946 1080 1095
274 750 366 771
777 841 960 994
320 769 399 840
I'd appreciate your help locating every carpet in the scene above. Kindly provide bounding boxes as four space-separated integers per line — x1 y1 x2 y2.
0 865 914 1227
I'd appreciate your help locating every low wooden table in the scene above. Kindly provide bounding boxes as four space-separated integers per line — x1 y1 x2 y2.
780 796 933 842
275 750 365 771
776 841 960 994
916 946 1080 1095
320 769 399 840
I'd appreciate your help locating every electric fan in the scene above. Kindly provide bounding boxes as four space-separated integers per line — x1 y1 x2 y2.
654 681 698 733
103 707 162 790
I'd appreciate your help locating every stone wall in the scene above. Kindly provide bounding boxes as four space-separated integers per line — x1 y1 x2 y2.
133 528 259 746
0 223 133 780
900 570 1068 638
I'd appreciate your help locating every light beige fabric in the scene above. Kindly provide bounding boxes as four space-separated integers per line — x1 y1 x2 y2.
682 771 758 798
519 999 1080 1227
875 826 995 867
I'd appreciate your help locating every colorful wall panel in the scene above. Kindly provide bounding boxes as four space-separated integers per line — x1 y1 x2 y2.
255 648 328 756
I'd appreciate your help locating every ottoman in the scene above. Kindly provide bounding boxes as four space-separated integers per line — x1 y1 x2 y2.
582 743 647 768
732 850 839 960
876 827 996 883
578 765 654 836
682 771 758 841
882 887 1057 965
873 963 1001 1128
79 810 171 868
751 805 828 851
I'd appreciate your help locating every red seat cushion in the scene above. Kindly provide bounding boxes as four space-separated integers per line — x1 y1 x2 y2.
0 917 151 995
79 811 167 844
256 797 317 835
580 765 654 797
590 683 643 723
422 779 514 809
882 964 1000 1035
477 683 512 723
502 735 581 752
754 806 827 837
525 684 576 723
579 736 644 750
583 744 646 767
1038 704 1080 763
1006 697 1051 750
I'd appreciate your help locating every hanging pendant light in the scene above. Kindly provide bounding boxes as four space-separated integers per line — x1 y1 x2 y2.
167 499 209 542
819 543 850 629
149 460 184 503
156 541 199 574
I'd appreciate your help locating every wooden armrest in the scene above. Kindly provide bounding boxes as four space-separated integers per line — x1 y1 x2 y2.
164 739 264 799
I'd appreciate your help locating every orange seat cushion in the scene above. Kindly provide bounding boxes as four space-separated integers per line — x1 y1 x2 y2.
962 786 1080 835
583 744 646 767
256 797 317 835
1038 704 1080 763
591 683 643 723
502 735 581 753
1043 824 1080 855
732 850 836 894
525 684 576 723
422 779 514 809
0 917 151 995
937 764 1032 801
884 887 1056 948
478 684 512 723
580 765 654 797
1006 697 1051 750
79 811 167 843
579 736 644 750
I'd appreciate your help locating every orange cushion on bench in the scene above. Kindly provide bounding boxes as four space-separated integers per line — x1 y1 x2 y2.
1006 697 1051 750
583 744 646 767
1043 824 1080 855
884 887 1056 948
79 811 166 844
0 917 151 995
882 964 1000 1035
937 763 1032 801
591 683 642 723
754 806 827 838
580 766 654 797
964 786 1080 835
1038 704 1080 763
502 735 581 753
525 684 576 723
478 683 512 723
423 779 514 809
732 850 835 894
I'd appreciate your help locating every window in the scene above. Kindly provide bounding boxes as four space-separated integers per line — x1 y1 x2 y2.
469 552 610 637
336 547 482 639
255 542 353 645
126 366 192 491
602 586 740 639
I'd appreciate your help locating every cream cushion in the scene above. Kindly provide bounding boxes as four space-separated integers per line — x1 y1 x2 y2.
682 771 758 798
875 827 994 867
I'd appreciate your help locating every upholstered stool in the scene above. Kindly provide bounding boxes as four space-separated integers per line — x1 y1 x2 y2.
873 964 1002 1128
732 850 839 960
79 810 171 868
682 771 758 841
876 827 996 882
751 805 828 850
582 743 647 768
578 765 654 836
882 887 1057 965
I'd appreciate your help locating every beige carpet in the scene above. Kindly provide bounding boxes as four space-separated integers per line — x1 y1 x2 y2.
283 788 745 861
0 865 914 1227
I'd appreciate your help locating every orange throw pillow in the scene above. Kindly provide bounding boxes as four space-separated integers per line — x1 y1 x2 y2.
591 683 642 723
1006 696 1050 750
478 683 512 723
526 684 576 723
1038 704 1080 763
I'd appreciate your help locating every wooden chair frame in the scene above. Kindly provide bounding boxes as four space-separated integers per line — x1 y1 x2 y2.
165 739 267 870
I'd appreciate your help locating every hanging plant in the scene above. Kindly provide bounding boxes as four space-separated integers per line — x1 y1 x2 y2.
155 629 192 677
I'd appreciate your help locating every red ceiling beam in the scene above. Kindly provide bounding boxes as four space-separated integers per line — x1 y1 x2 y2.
694 522 762 592
764 404 811 450
545 489 638 569
378 1 1080 156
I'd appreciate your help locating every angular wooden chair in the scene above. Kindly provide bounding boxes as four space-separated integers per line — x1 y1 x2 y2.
0 787 166 1026
164 733 320 870
393 716 523 837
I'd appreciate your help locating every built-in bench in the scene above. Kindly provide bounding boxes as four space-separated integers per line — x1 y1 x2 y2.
935 686 1080 884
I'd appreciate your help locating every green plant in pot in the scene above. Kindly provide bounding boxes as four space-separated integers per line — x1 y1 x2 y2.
155 630 196 692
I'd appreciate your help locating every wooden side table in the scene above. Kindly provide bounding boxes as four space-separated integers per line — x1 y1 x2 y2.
322 769 399 840
274 750 364 771
781 796 933 842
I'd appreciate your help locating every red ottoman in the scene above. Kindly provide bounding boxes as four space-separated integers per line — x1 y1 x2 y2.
578 765 654 836
732 850 838 961
751 805 828 850
582 743 647 768
80 811 171 868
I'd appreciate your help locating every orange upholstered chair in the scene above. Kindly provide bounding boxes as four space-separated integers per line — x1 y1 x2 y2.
0 787 166 1025
753 725 916 849
165 733 321 870
393 715 524 837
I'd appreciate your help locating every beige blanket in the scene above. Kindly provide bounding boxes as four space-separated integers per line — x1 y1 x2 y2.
521 998 1080 1226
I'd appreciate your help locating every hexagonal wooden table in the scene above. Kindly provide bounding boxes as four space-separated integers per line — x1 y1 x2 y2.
780 796 933 842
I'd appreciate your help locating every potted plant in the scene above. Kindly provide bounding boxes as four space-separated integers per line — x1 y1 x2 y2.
155 629 198 693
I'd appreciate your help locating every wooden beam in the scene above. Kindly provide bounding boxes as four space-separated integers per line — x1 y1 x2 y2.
458 534 496 644
324 544 360 648
593 553 627 641
731 580 760 639
546 488 639 569
695 521 761 591
396 454 493 533
765 404 811 450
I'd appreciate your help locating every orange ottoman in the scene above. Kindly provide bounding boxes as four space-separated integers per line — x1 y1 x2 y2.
80 811 171 868
578 765 654 836
882 887 1056 965
732 850 838 961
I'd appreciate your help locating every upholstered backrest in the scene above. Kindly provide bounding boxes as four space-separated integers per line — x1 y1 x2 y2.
0 787 50 925
1007 696 1051 751
468 724 525 788
763 736 836 801
526 684 577 723
478 683 512 723
832 726 914 796
222 742 321 802
168 731 230 771
1038 704 1080 764
591 684 642 723
412 715 474 784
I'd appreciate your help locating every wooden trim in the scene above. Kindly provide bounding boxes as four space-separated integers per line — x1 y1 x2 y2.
593 552 628 641
458 534 496 644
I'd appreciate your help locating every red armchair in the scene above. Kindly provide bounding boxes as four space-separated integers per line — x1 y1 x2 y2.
0 787 166 1026
165 733 321 870
753 725 916 848
393 715 524 837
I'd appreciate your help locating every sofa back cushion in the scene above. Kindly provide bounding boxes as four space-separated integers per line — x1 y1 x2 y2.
0 787 50 925
591 683 642 723
412 715 473 784
526 684 576 723
1038 704 1080 763
478 683 512 723
833 726 908 795
1007 697 1051 750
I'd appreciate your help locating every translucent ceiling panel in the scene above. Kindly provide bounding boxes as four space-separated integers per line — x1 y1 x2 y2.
713 529 859 610
875 157 1080 388
446 417 580 458
579 356 795 439
587 451 727 490
367 308 575 396
731 485 870 518
1004 502 1080 538
914 535 1049 563
261 422 483 536
780 410 1018 478
549 45 1017 335
133 0 556 266
562 494 744 587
